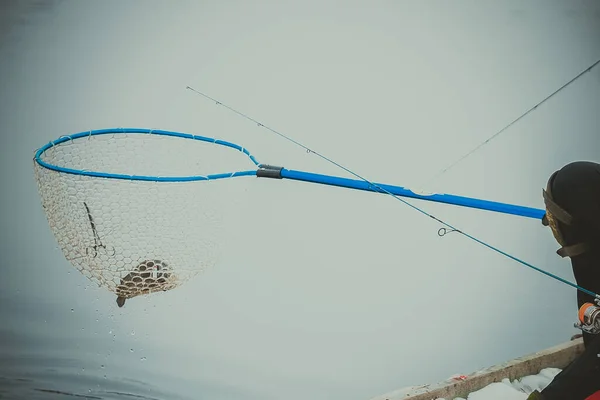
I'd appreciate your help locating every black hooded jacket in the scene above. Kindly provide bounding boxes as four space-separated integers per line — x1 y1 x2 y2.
539 161 600 400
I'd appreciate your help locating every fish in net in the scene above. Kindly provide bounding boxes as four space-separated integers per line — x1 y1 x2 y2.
33 129 255 307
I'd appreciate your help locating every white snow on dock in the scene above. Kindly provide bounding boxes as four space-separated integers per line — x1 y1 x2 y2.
438 367 560 399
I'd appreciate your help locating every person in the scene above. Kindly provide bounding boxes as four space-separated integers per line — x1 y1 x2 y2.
527 161 600 400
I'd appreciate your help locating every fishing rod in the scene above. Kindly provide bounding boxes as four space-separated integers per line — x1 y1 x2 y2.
185 86 600 307
426 57 600 184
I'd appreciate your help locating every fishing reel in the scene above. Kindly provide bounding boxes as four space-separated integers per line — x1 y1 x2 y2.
574 299 600 335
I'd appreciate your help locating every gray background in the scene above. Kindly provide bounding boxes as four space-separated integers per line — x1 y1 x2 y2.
1 1 599 399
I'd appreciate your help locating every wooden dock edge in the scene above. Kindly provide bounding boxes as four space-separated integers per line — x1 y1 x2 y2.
370 338 585 400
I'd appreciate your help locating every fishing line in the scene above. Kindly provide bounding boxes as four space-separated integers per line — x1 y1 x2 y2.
425 57 600 185
185 86 600 300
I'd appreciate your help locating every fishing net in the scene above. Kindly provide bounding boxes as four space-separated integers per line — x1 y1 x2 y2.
33 129 258 306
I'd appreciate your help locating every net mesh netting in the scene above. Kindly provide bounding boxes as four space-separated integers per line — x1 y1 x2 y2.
33 131 253 306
